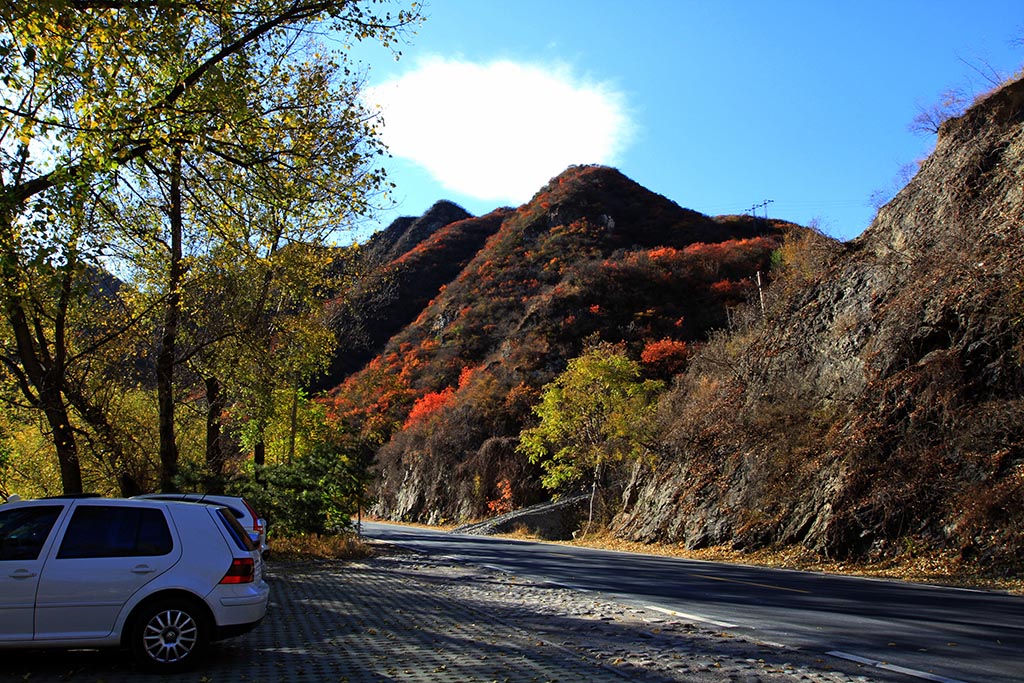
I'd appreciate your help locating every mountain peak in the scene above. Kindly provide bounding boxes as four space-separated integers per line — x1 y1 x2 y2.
365 200 472 265
515 164 761 249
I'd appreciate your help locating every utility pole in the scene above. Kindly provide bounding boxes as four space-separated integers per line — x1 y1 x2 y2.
756 270 766 316
747 199 774 218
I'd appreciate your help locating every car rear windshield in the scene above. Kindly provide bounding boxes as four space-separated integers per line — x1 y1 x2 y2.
216 507 256 552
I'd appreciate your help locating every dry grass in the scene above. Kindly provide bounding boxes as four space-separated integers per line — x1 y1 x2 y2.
498 523 536 539
269 533 374 562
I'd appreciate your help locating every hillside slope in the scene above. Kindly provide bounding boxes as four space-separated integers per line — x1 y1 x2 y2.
326 165 799 522
316 201 510 389
615 77 1024 570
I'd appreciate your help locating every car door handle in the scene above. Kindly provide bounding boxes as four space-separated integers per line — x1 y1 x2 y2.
9 569 37 579
131 564 156 574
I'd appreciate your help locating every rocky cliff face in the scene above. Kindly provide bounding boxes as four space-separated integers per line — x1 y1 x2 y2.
614 78 1024 569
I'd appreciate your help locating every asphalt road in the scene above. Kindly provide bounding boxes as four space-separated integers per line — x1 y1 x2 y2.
360 521 1024 683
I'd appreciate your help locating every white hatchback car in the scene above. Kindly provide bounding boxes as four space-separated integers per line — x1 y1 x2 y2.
0 495 269 672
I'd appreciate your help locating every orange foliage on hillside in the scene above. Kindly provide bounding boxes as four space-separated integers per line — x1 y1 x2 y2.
641 339 691 378
404 386 455 428
486 479 514 514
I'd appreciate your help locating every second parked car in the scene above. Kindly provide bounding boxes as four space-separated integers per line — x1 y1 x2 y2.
134 493 268 556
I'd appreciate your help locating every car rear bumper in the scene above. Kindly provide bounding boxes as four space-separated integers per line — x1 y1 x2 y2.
220 591 268 607
211 579 269 631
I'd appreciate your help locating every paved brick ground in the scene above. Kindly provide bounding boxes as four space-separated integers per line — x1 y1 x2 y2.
0 555 648 683
240 558 643 683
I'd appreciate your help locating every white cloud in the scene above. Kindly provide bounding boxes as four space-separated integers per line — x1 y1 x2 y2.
364 57 633 204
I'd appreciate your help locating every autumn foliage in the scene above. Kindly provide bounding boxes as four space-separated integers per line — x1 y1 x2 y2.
486 479 515 515
640 339 690 378
404 387 455 428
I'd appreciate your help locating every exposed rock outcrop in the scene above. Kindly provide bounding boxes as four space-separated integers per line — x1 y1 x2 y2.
452 494 588 540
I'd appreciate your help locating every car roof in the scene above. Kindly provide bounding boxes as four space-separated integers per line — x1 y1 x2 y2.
133 493 250 516
3 495 223 508
134 493 244 503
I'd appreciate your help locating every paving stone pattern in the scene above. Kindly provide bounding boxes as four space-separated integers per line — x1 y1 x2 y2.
0 548 896 683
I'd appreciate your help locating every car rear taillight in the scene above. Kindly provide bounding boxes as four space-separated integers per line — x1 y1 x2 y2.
242 499 263 535
220 557 255 584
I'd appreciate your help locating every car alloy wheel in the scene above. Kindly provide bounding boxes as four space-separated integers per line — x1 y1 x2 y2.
132 599 209 672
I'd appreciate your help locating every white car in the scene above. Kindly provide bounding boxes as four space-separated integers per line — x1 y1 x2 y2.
133 493 269 556
0 495 269 672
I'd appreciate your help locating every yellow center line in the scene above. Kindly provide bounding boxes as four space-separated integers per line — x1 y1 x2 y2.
687 572 812 594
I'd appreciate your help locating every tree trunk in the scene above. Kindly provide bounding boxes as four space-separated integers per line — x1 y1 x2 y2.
204 375 226 492
0 214 83 494
2 311 82 493
157 147 184 492
43 391 84 494
63 385 136 496
287 382 299 464
582 459 604 540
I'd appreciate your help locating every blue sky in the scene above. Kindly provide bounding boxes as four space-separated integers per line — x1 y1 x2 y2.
347 1 1022 242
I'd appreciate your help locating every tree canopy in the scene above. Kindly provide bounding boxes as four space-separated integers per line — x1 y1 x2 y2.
0 0 420 496
517 343 663 494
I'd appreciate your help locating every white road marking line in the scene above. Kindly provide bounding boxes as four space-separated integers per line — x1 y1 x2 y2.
827 650 969 683
645 605 738 628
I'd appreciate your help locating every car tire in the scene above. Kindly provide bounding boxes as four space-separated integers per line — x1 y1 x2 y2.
130 598 210 672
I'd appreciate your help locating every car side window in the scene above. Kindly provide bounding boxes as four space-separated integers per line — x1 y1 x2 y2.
0 506 63 561
57 506 173 559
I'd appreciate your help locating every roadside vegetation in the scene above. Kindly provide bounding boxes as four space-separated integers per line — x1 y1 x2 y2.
269 532 374 562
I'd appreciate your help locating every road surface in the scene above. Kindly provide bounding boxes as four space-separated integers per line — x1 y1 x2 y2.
361 521 1024 683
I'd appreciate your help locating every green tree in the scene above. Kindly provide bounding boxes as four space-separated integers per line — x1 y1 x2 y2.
232 426 369 535
182 242 351 489
0 180 140 494
0 1 419 493
517 343 664 532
